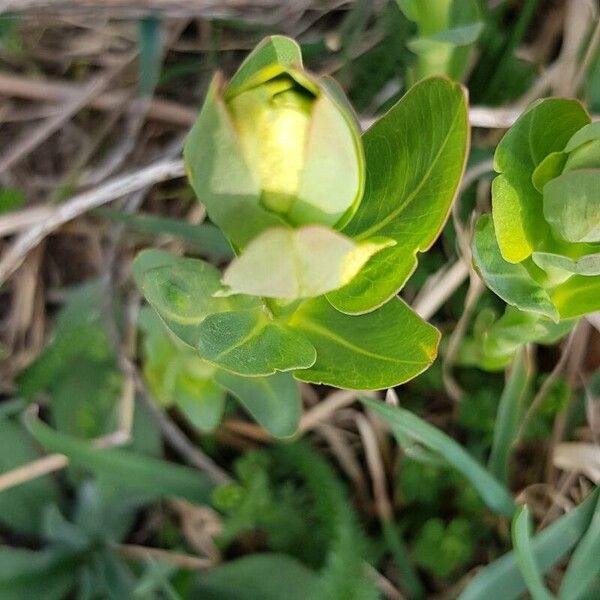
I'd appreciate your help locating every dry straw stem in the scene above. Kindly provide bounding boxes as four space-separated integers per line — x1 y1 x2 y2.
553 443 600 484
0 157 185 285
355 413 392 520
115 543 213 570
0 0 294 19
0 71 572 131
299 389 367 432
517 324 581 442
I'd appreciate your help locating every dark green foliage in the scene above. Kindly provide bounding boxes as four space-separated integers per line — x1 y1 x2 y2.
412 518 475 579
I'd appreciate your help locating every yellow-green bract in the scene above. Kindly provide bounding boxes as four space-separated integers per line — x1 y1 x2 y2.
473 98 600 322
183 35 364 249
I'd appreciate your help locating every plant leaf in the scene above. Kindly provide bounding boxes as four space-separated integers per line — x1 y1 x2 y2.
327 76 468 314
221 226 392 299
559 491 600 599
472 215 559 321
363 397 516 517
491 98 589 263
25 414 214 503
551 274 600 319
193 553 320 600
214 371 301 438
0 546 79 600
512 506 558 600
95 208 233 262
532 251 600 276
488 349 532 483
0 419 62 535
215 371 301 437
198 308 316 377
458 489 599 600
290 297 439 390
175 376 226 433
133 249 257 346
543 170 600 243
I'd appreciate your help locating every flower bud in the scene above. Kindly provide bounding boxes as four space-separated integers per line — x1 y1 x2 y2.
184 36 364 248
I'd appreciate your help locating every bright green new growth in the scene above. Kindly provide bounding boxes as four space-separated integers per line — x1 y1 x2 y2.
135 36 469 435
184 35 365 245
473 99 600 323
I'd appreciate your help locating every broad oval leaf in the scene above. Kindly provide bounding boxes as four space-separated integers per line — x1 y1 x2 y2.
133 249 257 347
472 215 559 321
221 226 392 299
197 308 316 376
289 296 439 390
327 76 469 314
491 98 589 263
214 370 301 438
543 170 600 243
173 361 226 433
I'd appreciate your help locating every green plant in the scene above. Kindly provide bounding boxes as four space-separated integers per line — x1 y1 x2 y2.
133 35 469 437
473 98 600 323
396 0 483 82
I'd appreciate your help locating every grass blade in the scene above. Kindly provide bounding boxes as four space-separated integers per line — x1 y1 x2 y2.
94 208 233 262
381 518 425 599
138 15 162 97
25 414 214 504
512 506 557 600
363 398 516 517
559 491 600 599
488 348 532 482
458 488 599 600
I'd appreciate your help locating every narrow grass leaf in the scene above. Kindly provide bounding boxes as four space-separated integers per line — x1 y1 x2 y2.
512 506 557 600
458 488 599 600
363 398 515 517
488 349 532 483
559 491 600 599
95 208 233 262
25 414 213 503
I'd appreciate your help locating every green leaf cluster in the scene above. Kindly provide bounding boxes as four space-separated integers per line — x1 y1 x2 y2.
134 35 469 436
473 99 600 324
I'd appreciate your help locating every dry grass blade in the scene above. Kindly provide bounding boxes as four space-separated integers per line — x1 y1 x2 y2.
0 72 198 127
115 543 214 570
553 443 600 483
299 389 366 432
0 157 185 284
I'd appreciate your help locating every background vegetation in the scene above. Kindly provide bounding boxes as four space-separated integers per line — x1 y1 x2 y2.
0 1 599 598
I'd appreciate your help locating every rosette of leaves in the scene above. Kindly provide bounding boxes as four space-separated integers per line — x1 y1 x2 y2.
134 36 469 436
473 98 600 324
